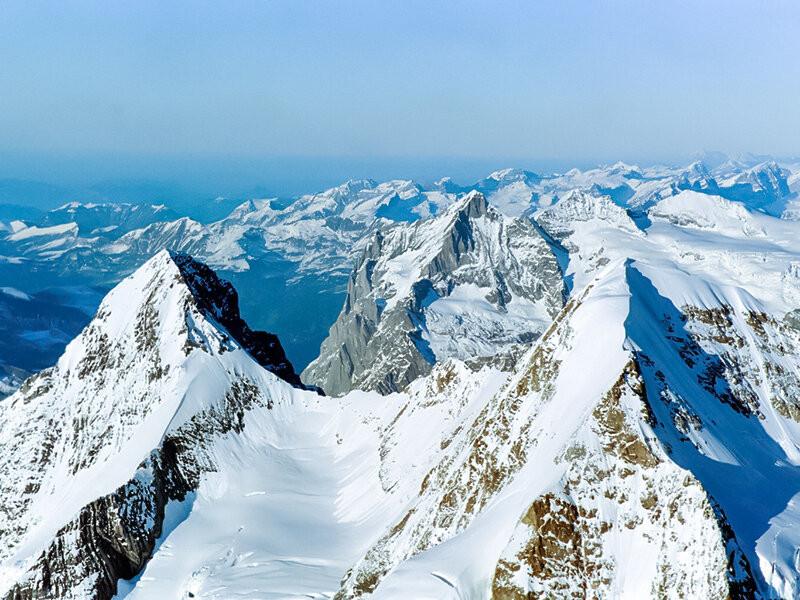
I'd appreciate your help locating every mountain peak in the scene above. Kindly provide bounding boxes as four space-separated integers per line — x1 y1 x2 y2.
334 178 377 197
608 161 643 177
535 189 640 246
168 251 304 386
453 189 489 219
486 167 539 182
302 190 564 395
53 249 304 389
0 249 312 598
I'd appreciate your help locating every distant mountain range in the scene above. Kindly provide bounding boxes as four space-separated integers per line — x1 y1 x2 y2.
0 156 796 386
2 153 800 596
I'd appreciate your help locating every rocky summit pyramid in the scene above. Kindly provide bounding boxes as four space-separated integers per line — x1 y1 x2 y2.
2 182 800 599
302 192 566 396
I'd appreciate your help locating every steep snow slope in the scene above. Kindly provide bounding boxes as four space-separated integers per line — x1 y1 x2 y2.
0 250 305 598
536 189 800 306
335 263 755 599
302 192 565 395
0 251 511 600
529 189 800 597
118 361 509 600
123 251 800 599
623 260 800 598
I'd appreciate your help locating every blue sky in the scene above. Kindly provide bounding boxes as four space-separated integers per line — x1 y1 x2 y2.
0 1 798 196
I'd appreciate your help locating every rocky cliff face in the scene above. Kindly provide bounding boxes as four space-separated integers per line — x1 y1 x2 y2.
302 192 565 395
169 252 305 387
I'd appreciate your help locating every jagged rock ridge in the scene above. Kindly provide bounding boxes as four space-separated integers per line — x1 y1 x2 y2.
302 192 565 395
169 252 304 387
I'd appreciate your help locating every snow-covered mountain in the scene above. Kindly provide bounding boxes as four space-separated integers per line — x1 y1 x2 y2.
40 202 178 237
0 156 795 382
302 192 565 395
0 250 307 598
3 175 800 599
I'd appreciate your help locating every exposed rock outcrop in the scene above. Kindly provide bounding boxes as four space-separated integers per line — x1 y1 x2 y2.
170 252 305 388
302 192 565 395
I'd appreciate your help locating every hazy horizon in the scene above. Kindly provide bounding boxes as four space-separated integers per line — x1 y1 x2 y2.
2 0 800 208
2 149 797 211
